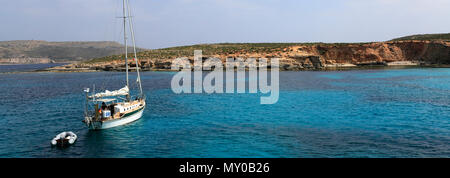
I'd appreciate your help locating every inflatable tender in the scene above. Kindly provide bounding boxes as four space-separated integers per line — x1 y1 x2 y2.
51 132 77 147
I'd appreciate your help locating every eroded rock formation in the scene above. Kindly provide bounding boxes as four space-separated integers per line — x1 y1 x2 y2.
51 40 449 71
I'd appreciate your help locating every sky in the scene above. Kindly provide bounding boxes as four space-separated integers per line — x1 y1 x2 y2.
1 0 449 49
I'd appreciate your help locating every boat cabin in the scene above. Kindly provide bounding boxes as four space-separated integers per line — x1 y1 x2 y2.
95 98 144 121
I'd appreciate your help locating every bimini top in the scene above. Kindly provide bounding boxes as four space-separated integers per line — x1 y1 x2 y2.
90 86 129 99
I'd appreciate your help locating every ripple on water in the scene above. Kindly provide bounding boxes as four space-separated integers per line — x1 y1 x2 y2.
0 69 449 157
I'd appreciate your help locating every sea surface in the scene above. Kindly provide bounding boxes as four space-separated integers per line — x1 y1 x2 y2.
0 68 449 158
0 63 67 73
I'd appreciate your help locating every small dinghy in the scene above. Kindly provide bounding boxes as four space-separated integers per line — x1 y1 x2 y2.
51 132 77 147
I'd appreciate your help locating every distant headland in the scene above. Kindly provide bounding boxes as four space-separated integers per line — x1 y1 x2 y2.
0 40 146 65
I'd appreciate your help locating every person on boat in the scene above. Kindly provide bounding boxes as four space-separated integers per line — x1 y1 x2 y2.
108 104 115 116
101 102 107 110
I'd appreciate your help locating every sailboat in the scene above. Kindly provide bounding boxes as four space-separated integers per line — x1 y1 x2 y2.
83 0 145 130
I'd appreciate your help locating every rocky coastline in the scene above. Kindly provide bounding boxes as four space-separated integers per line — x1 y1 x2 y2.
44 40 449 72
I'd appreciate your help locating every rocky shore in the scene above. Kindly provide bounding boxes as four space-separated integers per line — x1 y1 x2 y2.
45 40 449 72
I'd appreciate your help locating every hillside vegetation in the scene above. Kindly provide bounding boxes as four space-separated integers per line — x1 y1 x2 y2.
86 42 371 64
78 33 449 71
89 33 450 64
0 40 145 62
391 33 450 41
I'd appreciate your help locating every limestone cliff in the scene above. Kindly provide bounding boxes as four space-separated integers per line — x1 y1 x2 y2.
53 40 449 72
303 40 449 65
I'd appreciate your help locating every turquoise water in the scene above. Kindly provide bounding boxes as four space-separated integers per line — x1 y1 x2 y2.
0 63 67 73
0 68 449 158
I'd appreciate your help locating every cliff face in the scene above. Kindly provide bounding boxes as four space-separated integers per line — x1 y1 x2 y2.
60 40 449 71
299 41 449 65
256 40 449 70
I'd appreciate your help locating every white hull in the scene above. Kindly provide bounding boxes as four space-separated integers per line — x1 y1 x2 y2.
89 107 144 130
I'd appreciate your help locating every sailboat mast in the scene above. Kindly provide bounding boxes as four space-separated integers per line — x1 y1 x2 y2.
123 0 130 101
126 0 143 97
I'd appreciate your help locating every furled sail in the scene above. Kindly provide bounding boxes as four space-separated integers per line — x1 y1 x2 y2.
90 86 129 98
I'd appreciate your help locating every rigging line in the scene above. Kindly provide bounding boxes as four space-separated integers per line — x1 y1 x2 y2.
102 7 123 95
126 0 143 97
123 0 130 101
95 0 133 97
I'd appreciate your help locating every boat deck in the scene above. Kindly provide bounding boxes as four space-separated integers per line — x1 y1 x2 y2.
101 99 145 122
